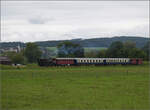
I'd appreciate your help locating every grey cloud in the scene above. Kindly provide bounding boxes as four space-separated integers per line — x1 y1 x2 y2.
28 16 55 24
116 24 149 37
1 1 149 42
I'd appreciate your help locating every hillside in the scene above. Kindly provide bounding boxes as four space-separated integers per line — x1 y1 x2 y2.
0 36 149 48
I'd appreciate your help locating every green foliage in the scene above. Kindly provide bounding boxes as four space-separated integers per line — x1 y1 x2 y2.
24 43 42 63
1 51 25 64
105 41 146 59
11 53 24 64
1 51 16 59
123 41 141 58
97 49 107 58
106 41 124 58
127 48 146 59
142 41 150 60
57 41 84 57
124 41 136 49
84 50 99 58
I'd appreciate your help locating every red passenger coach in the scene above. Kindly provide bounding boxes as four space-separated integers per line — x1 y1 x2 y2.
131 58 137 64
137 59 142 64
55 58 75 65
130 58 142 65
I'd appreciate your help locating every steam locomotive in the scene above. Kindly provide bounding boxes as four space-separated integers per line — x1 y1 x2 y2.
37 58 142 66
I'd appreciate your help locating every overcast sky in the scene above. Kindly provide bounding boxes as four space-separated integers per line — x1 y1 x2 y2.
1 1 149 42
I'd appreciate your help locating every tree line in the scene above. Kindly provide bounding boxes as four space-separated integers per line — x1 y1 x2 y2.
1 43 42 64
85 41 149 60
1 40 149 64
57 41 149 61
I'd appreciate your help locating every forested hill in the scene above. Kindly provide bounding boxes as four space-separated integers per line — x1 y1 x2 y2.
0 36 149 48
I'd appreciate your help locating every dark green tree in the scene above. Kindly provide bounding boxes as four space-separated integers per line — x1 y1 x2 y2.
106 41 124 58
24 43 42 63
123 41 136 58
124 41 136 49
98 49 107 58
142 41 150 60
2 51 25 64
128 48 146 59
57 41 84 57
84 50 99 58
11 53 25 64
2 51 16 59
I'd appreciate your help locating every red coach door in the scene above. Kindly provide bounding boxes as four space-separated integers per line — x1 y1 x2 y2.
131 58 142 65
131 58 137 65
138 59 142 64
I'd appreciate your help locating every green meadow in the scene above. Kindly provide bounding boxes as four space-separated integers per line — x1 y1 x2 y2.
46 47 107 52
0 62 149 110
84 47 107 52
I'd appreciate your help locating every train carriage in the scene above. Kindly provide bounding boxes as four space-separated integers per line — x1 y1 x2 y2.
37 58 142 66
54 58 76 66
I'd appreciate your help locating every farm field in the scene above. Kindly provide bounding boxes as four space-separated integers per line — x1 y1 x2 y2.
46 47 107 52
84 47 107 52
0 62 149 110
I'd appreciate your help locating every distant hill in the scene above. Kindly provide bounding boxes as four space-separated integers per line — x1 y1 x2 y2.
0 36 149 49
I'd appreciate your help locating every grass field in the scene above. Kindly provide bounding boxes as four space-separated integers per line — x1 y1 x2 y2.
46 47 57 51
84 47 107 52
0 62 149 110
46 47 107 52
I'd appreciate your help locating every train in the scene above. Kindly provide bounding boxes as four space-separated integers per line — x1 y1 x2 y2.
37 58 142 66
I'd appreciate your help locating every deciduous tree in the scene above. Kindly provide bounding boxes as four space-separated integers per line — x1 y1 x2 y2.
57 41 84 57
24 43 42 63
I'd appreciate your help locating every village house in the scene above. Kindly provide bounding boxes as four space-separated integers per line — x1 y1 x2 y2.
0 56 12 65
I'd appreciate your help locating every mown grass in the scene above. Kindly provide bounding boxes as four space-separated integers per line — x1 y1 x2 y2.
46 47 107 53
0 62 149 110
46 47 57 51
84 47 107 52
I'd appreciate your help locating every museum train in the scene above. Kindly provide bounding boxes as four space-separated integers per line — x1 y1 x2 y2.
37 58 142 66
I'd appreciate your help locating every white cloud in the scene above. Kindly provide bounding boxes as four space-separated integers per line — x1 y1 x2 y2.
1 1 149 42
